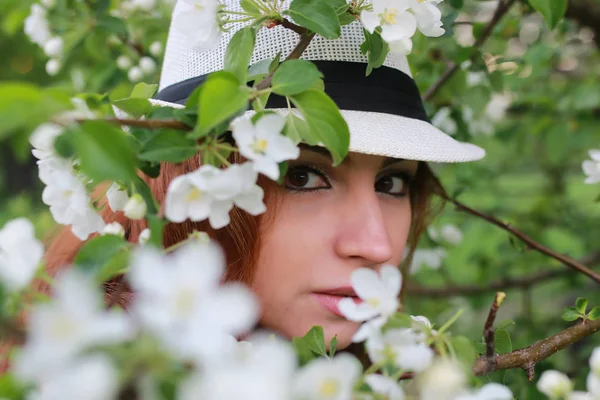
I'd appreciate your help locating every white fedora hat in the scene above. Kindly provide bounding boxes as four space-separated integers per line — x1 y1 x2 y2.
151 0 485 163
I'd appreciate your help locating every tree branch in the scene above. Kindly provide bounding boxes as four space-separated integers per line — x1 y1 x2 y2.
424 0 517 101
405 252 600 297
474 318 600 379
72 117 190 130
483 292 505 368
440 194 600 284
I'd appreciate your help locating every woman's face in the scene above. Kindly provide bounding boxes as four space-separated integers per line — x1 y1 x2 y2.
251 146 418 349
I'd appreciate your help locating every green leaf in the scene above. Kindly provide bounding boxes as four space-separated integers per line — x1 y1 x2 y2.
292 336 317 365
272 60 324 96
147 214 166 248
0 83 71 140
225 27 256 82
134 177 159 215
494 329 512 354
131 83 159 99
450 336 476 366
328 336 337 357
383 313 413 331
139 129 199 163
96 15 128 36
240 0 263 15
193 71 249 138
286 0 341 39
304 326 327 357
0 373 25 399
360 29 389 76
576 297 588 315
561 306 581 322
75 235 130 283
588 306 600 321
283 113 314 144
529 0 567 29
113 98 153 118
289 90 350 165
75 121 138 182
449 0 464 9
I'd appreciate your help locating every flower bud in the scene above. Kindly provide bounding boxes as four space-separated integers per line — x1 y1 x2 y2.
117 55 132 70
124 194 147 220
537 370 573 399
149 41 163 56
45 59 61 76
128 66 143 83
103 222 125 237
43 37 63 58
138 228 151 245
139 57 156 74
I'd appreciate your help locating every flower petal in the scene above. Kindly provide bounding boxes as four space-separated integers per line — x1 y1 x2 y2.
360 11 380 33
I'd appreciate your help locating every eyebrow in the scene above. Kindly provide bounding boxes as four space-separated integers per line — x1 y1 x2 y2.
297 144 406 168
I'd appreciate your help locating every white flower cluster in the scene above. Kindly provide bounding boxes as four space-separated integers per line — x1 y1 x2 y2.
23 2 64 76
537 350 600 399
31 99 106 240
582 149 600 184
164 113 299 228
360 0 446 55
117 55 158 83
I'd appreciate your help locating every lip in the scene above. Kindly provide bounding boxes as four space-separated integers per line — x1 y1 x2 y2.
312 287 361 318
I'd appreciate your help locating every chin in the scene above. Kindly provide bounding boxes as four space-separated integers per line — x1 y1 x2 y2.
321 319 361 351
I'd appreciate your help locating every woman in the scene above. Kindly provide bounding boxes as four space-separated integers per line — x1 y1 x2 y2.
42 0 485 352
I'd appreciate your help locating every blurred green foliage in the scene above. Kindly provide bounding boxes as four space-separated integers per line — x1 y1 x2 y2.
0 0 598 397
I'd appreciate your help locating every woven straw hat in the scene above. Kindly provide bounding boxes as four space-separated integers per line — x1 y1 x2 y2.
152 0 485 163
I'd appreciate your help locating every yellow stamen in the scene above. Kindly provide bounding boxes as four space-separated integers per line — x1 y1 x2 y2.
367 297 381 307
318 379 339 397
186 187 203 202
175 289 195 315
380 8 398 25
252 139 268 154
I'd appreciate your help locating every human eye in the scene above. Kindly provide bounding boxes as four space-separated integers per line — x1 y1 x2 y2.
284 165 331 192
375 172 413 197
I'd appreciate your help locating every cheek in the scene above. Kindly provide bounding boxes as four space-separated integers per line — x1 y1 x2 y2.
381 198 413 263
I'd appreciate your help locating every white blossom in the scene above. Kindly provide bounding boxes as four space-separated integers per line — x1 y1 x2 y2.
24 5 51 46
364 374 405 400
366 328 434 372
139 56 157 74
106 182 129 212
165 163 266 229
409 248 447 273
0 218 43 292
174 0 222 52
128 242 259 365
42 167 105 240
116 55 133 70
180 335 296 400
124 193 147 220
128 66 143 83
131 0 157 10
41 0 56 8
28 354 118 400
419 360 467 400
360 0 417 55
588 348 600 397
43 37 64 58
13 270 134 381
46 59 61 76
408 0 445 37
232 114 300 180
339 265 401 342
431 107 457 136
149 41 163 56
293 353 361 400
138 228 151 245
467 72 487 87
454 383 513 400
102 222 125 237
410 315 438 340
582 149 600 184
569 392 594 400
429 224 463 245
537 370 574 399
29 123 63 160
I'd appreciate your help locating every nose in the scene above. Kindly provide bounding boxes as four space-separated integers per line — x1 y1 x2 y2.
334 190 395 266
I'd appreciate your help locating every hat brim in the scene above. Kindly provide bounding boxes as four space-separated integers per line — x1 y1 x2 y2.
149 99 485 163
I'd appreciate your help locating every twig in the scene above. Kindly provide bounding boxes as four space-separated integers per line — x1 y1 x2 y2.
405 252 600 297
72 117 190 130
279 18 308 35
441 194 600 284
424 0 517 101
473 318 600 379
483 292 506 366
